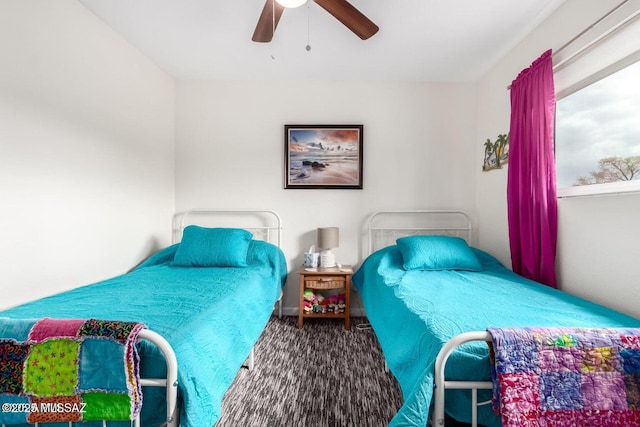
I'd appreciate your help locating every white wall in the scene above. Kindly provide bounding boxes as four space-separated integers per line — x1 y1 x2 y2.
0 0 175 309
7 0 633 321
475 0 640 318
175 80 478 312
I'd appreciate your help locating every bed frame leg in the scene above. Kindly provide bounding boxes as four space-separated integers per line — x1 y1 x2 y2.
167 407 180 427
472 388 478 427
248 347 255 370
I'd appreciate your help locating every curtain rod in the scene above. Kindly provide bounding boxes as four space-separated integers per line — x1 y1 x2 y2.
507 0 634 90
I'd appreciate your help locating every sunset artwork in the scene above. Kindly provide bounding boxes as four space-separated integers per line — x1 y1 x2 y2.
284 125 363 189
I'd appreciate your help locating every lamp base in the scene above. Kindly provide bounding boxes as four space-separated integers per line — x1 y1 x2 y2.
320 251 336 268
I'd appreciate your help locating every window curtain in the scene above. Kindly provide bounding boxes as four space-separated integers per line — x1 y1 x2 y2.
507 49 558 288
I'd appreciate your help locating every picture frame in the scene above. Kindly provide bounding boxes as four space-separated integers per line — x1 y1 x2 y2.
284 124 364 189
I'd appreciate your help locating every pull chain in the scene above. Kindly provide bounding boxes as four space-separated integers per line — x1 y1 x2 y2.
305 1 311 51
271 0 277 59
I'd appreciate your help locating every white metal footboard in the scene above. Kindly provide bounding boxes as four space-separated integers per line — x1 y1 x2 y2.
0 330 178 427
137 329 179 427
432 331 493 427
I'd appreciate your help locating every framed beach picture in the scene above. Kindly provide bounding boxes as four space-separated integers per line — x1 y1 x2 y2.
284 124 364 189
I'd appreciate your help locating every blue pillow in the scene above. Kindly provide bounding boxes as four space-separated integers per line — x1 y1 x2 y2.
173 226 252 267
396 235 482 271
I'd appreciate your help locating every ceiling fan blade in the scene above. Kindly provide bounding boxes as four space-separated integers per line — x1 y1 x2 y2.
252 0 285 43
313 0 379 40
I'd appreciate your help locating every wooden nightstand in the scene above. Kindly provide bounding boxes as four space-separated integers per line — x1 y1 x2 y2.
298 266 353 330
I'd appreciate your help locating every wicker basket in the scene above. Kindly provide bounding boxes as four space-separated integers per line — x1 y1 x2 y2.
305 278 345 289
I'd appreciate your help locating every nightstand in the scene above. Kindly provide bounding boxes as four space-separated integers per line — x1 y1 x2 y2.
298 266 353 330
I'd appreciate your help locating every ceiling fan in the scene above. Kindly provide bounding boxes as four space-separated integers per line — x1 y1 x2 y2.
252 0 379 43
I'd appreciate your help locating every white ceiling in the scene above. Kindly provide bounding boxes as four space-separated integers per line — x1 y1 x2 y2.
78 0 566 82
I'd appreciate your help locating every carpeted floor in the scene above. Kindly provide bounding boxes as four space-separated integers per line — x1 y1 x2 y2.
216 315 404 427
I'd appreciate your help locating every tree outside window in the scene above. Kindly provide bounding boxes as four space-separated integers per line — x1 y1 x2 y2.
555 60 640 194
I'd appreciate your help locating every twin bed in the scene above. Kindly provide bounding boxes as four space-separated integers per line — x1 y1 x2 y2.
0 210 286 427
353 211 640 427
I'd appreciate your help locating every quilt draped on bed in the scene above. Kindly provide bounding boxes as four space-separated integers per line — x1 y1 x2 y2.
0 318 145 424
488 327 640 427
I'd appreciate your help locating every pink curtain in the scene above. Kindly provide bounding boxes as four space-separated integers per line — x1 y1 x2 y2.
507 49 558 288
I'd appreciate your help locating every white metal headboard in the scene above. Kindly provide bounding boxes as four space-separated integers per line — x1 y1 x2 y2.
367 210 472 255
172 210 283 247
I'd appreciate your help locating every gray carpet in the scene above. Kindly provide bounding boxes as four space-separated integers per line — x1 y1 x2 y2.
216 315 403 427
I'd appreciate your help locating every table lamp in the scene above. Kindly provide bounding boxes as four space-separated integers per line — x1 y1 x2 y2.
317 227 339 268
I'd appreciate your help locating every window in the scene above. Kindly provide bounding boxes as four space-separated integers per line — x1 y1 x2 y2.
555 59 640 197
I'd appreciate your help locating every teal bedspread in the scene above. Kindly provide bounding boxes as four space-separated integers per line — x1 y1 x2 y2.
353 246 640 427
0 240 287 427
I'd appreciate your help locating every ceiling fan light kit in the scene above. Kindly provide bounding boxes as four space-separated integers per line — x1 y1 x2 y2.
275 0 307 8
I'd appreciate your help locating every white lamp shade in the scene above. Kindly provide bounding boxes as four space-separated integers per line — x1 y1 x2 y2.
276 0 307 8
317 227 339 249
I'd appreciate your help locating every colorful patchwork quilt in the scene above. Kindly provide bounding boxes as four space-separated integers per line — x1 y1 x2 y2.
488 327 640 427
0 318 145 424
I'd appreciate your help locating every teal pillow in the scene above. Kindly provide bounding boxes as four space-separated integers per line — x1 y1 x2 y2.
173 226 252 267
396 235 482 271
